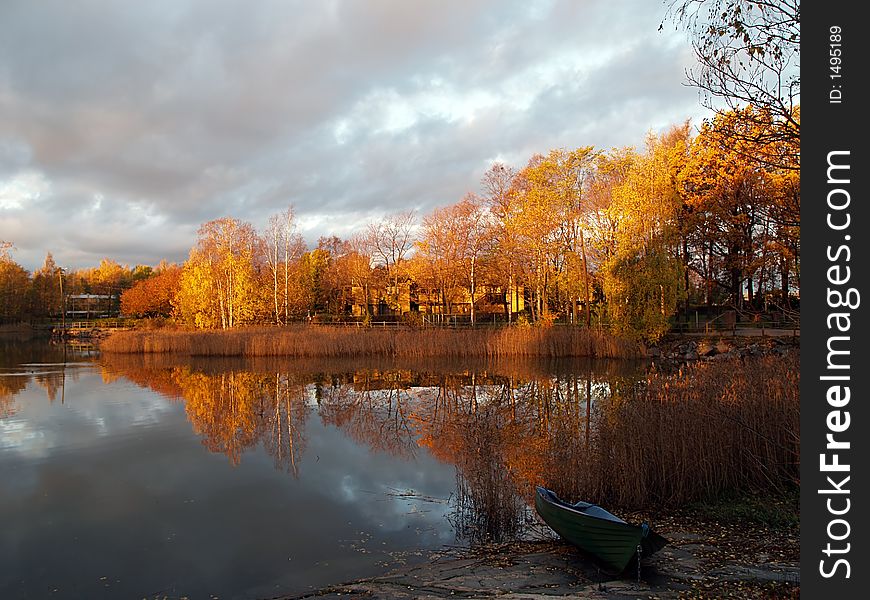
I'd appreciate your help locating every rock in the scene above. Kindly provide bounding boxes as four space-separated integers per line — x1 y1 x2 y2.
276 532 798 600
696 341 716 356
716 341 734 353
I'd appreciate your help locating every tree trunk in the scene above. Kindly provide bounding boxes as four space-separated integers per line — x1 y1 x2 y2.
507 269 513 323
273 238 280 325
580 231 591 328
706 243 714 307
781 262 790 307
469 256 476 326
683 235 690 315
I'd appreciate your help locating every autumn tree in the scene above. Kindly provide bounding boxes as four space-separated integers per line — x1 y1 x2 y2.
131 264 153 282
601 127 689 340
263 206 306 325
0 243 29 320
296 248 331 316
176 217 264 329
509 148 597 323
120 263 182 318
86 258 132 296
585 148 636 268
417 204 468 316
666 0 799 168
503 155 551 322
316 236 349 315
481 163 522 321
29 252 63 317
764 140 800 307
451 194 494 326
679 107 798 309
367 210 416 310
680 113 761 308
343 234 376 319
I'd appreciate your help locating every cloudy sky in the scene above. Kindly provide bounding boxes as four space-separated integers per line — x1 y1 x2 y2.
0 0 710 272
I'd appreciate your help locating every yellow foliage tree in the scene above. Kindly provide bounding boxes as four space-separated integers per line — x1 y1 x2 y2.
677 107 798 308
602 126 689 341
176 217 264 329
29 252 63 317
0 243 30 320
509 147 597 323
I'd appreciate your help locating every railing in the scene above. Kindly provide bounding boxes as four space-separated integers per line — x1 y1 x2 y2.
670 309 799 336
308 318 598 330
57 318 131 331
310 320 404 328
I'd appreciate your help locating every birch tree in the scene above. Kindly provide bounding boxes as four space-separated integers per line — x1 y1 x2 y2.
177 217 262 329
264 206 305 325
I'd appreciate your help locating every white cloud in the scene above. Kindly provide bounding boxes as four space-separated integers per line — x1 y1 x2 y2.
0 170 50 210
0 0 710 270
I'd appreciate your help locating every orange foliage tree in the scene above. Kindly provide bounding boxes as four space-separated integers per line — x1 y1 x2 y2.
120 264 182 318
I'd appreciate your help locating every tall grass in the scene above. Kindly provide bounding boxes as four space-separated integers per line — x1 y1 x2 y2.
544 351 800 508
99 325 644 359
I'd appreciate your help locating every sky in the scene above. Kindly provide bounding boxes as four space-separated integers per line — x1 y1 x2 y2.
0 0 712 272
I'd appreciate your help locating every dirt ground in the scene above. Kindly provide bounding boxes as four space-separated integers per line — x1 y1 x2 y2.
274 511 799 600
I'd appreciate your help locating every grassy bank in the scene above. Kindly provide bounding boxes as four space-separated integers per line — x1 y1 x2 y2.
99 324 645 359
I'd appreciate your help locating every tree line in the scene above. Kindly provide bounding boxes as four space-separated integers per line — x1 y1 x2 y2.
2 105 798 340
0 242 162 323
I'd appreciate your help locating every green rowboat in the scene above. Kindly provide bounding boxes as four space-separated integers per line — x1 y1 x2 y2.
534 486 668 572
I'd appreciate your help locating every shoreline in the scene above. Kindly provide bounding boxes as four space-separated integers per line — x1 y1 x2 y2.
97 325 646 359
273 507 799 599
96 324 799 361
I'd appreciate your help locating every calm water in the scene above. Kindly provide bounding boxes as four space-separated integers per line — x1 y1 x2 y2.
0 339 645 599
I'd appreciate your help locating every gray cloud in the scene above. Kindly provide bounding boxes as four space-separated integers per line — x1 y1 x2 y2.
0 0 709 270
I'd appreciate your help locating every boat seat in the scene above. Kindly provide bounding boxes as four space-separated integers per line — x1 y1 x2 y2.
573 502 626 523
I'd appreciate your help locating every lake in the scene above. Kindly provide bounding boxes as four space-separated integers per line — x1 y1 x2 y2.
1 339 649 599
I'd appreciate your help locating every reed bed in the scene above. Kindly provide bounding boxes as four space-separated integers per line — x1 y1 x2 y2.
99 325 644 359
544 351 800 509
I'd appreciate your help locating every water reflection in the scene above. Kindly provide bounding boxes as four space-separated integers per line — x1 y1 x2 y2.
98 354 645 544
2 342 797 597
3 346 466 598
0 339 96 417
99 350 799 534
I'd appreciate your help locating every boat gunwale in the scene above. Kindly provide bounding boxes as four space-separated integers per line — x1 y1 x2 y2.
535 487 633 528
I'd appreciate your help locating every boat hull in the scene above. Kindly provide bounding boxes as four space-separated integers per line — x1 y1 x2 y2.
534 487 668 572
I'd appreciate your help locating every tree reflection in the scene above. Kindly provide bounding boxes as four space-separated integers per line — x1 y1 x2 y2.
0 377 26 418
412 370 603 543
100 357 611 540
262 372 309 476
319 369 418 458
173 368 310 473
179 369 266 465
100 356 312 472
0 340 94 408
100 352 798 541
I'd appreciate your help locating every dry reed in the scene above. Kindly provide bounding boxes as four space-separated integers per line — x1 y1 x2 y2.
544 351 800 509
99 325 644 359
